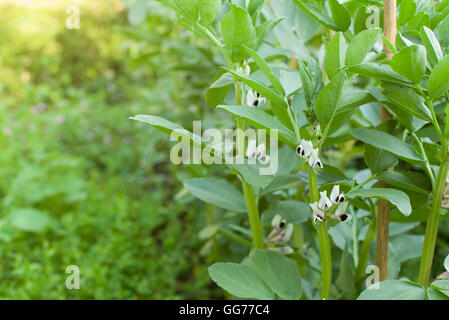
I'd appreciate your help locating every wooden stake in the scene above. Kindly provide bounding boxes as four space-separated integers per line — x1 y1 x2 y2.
376 0 396 281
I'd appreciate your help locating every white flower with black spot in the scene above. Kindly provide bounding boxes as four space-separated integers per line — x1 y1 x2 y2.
309 185 350 224
296 139 323 169
246 89 266 108
267 214 294 254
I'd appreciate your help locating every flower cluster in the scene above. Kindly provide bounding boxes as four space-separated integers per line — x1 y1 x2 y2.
309 185 350 224
296 139 323 169
267 214 294 254
246 89 266 108
246 140 269 164
436 254 449 280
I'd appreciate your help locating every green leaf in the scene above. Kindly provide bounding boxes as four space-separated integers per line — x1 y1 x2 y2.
391 45 426 84
229 163 274 189
131 114 184 135
399 0 417 26
248 0 264 15
352 128 424 164
376 171 429 194
209 263 274 299
259 174 302 195
222 5 257 62
217 105 297 145
345 29 381 66
255 19 283 49
438 14 449 48
347 188 412 216
427 287 449 300
184 178 247 212
298 61 314 107
261 200 310 226
328 0 351 31
324 32 346 80
358 280 426 300
348 63 413 85
245 46 285 95
430 280 449 298
222 67 288 108
428 55 449 99
420 26 444 67
382 83 431 121
252 249 303 300
408 12 429 32
9 208 49 232
364 144 399 174
198 0 221 26
391 234 424 262
353 6 369 35
292 0 338 30
313 71 346 126
174 0 199 23
206 73 233 107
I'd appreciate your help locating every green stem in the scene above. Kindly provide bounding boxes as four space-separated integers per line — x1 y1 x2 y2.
411 132 435 188
418 160 449 286
352 207 359 267
234 72 264 249
242 180 264 248
355 211 377 281
429 100 445 147
309 168 332 300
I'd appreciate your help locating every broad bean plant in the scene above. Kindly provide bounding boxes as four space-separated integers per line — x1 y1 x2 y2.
131 0 449 300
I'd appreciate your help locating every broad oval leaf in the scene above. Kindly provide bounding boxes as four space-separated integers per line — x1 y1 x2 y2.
292 0 338 30
358 280 426 300
428 55 449 99
391 45 426 84
184 178 247 212
252 249 303 300
324 32 346 80
352 128 424 164
347 188 412 216
345 28 381 66
209 262 274 299
399 0 417 26
222 5 257 62
348 63 413 85
198 0 221 26
328 0 351 31
420 26 444 67
313 71 346 126
382 83 431 121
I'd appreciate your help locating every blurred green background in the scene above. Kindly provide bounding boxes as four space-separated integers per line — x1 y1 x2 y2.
0 0 226 299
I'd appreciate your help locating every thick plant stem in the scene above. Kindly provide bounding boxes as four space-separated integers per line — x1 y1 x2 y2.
375 0 397 281
418 161 449 285
355 219 376 281
242 180 264 249
234 76 264 249
309 168 332 299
